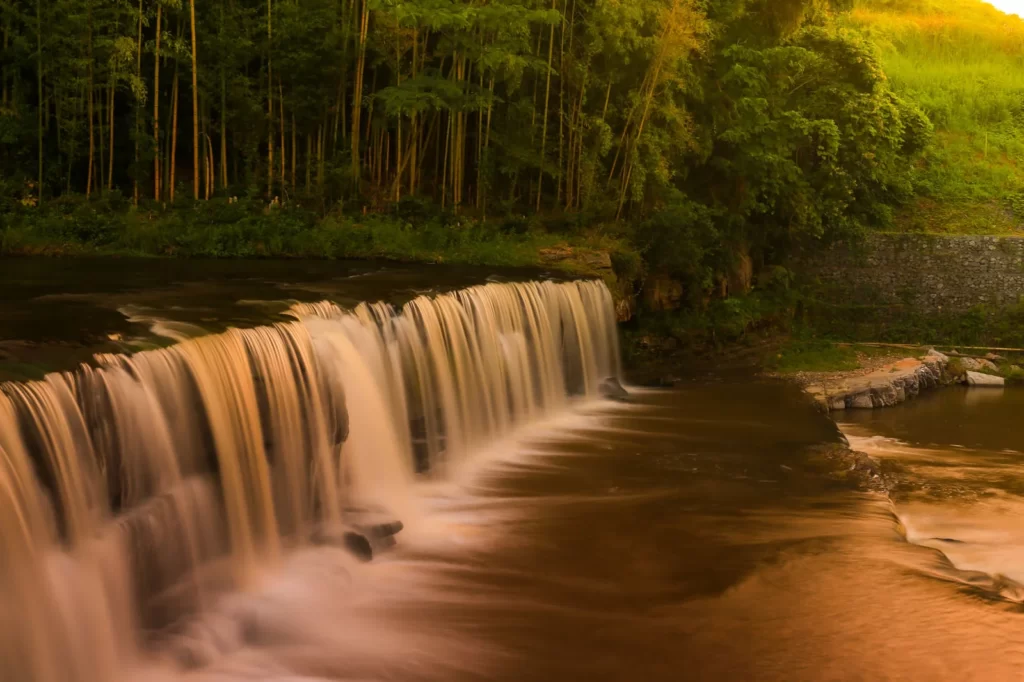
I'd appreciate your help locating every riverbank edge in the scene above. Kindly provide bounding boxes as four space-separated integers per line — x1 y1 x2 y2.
802 350 955 414
789 350 956 495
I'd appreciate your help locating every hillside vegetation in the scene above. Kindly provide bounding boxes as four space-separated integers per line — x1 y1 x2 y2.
850 0 1024 234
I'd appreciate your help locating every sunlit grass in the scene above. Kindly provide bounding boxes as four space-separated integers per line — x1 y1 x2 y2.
769 339 909 374
850 0 1024 233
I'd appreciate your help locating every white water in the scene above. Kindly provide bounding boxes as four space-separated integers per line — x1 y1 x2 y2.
0 279 619 682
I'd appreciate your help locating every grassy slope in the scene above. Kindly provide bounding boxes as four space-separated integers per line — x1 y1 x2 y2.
850 0 1024 234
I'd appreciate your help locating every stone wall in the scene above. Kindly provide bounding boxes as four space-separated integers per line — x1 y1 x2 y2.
804 233 1024 312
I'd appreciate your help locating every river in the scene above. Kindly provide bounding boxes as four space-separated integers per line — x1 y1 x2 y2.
1 259 1022 681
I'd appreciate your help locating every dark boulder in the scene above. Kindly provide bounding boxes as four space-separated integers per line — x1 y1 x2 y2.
342 532 373 562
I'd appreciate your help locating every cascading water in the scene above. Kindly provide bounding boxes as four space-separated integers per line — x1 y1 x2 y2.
0 279 619 681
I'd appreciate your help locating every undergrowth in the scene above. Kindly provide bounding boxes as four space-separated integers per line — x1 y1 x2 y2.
0 196 638 278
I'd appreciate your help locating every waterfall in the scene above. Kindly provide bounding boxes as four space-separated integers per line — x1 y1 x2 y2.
0 278 619 681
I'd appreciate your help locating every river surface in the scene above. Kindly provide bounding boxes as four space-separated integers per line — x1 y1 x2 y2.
0 257 550 380
2 260 1024 681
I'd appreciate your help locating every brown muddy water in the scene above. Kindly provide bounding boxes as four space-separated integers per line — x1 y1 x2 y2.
2 259 1023 682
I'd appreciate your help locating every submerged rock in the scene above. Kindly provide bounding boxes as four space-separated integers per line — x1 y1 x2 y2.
599 377 631 402
966 371 1005 387
311 511 404 562
310 526 374 561
342 532 374 562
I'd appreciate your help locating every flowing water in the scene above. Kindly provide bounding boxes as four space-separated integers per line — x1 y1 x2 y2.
4 261 1024 681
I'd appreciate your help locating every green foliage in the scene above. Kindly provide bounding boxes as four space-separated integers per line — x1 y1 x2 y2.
0 196 630 271
0 0 951 336
694 24 928 250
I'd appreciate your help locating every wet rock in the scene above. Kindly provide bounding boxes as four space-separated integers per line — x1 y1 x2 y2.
805 353 954 413
966 371 1005 387
311 508 404 562
599 377 630 402
615 295 636 323
342 532 373 561
872 384 901 408
850 392 875 409
960 357 998 372
310 527 373 561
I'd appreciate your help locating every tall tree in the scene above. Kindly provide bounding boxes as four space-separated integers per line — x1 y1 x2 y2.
189 0 199 199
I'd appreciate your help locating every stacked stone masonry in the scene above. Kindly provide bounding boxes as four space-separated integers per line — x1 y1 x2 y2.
806 234 1024 312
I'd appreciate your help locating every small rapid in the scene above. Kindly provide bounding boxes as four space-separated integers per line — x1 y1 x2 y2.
0 279 619 682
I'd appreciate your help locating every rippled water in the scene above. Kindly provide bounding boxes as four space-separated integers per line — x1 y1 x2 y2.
131 381 1024 681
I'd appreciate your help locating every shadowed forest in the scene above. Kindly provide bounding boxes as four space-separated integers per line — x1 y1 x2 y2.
0 0 1019 296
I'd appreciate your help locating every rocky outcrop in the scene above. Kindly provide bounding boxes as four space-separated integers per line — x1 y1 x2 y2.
804 347 1017 412
805 351 953 413
643 275 684 312
538 246 637 322
960 357 999 372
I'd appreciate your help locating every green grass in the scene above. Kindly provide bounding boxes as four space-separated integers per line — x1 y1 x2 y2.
0 197 639 282
886 196 1021 236
849 0 1024 234
767 339 911 374
770 340 862 373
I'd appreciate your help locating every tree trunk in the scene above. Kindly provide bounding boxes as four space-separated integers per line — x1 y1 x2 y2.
316 124 324 187
441 112 450 210
536 4 556 213
220 68 228 189
36 0 43 202
350 0 369 182
154 3 162 200
189 0 200 200
108 81 115 191
1 18 8 109
482 77 494 215
267 0 274 197
170 55 180 202
305 133 311 192
279 80 285 191
133 0 143 205
86 0 95 199
97 78 105 196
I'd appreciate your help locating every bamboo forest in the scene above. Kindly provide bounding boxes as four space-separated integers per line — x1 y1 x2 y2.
1 0 942 270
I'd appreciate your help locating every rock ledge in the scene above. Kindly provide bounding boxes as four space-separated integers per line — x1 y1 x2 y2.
805 350 953 412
